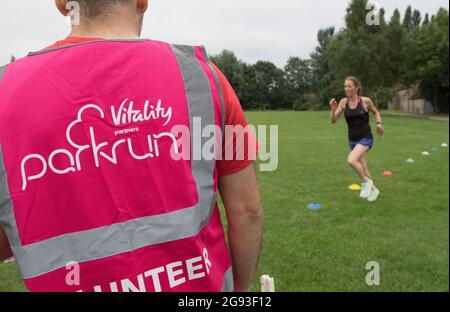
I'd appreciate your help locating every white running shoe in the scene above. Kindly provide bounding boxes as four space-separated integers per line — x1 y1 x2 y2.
368 186 380 202
360 179 373 199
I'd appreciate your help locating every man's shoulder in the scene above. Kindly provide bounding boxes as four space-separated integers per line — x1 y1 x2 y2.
169 43 210 57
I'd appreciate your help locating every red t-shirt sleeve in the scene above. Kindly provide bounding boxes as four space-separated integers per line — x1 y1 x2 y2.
44 36 104 49
210 63 259 177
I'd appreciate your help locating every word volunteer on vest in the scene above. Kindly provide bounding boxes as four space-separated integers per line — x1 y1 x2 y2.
72 248 212 292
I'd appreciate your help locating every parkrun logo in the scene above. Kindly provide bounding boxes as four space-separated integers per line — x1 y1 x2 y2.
20 98 278 191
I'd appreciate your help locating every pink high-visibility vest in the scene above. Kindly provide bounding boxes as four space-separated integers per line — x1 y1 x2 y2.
0 40 233 292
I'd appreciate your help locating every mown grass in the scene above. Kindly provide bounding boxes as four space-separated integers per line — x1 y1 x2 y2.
244 111 449 292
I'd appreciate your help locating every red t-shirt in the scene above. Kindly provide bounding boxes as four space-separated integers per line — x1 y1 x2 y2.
45 37 257 177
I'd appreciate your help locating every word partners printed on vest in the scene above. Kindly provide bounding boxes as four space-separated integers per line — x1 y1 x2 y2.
111 98 172 136
20 98 185 191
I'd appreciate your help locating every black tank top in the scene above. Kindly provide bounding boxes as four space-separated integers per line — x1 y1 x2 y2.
344 97 373 141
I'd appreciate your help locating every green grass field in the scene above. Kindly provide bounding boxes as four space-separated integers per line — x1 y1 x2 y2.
1 111 448 292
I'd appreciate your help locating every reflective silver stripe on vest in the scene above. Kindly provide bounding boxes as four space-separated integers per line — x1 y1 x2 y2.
0 65 23 252
221 267 234 292
15 204 212 279
207 63 226 138
0 143 22 251
197 47 226 134
171 45 217 227
172 45 230 292
1 45 220 281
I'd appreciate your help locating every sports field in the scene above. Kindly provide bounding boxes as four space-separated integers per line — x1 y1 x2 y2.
1 111 448 292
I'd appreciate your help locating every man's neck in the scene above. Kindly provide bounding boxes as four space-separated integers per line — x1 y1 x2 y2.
70 17 141 39
70 28 140 40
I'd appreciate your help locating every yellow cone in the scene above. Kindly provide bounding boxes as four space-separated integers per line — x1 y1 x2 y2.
348 184 362 191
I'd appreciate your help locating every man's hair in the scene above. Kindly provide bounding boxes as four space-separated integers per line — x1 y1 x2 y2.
74 0 132 18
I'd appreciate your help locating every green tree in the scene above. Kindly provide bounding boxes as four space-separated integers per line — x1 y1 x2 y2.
238 64 258 110
346 0 370 31
412 8 449 112
210 2 448 113
403 6 414 33
412 10 422 29
328 1 388 98
385 8 410 84
252 61 287 110
284 57 313 106
210 50 244 94
311 27 337 108
423 13 430 26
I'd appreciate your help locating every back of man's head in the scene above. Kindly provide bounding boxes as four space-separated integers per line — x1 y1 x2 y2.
75 0 133 18
55 0 148 37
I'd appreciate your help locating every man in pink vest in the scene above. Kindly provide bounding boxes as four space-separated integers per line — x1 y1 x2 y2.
0 0 263 292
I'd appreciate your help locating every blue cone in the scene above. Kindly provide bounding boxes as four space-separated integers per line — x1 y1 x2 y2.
308 203 321 210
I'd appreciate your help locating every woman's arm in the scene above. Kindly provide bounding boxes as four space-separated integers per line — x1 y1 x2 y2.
330 98 345 124
365 98 384 137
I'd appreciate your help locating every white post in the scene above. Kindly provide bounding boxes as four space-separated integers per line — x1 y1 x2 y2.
260 275 275 292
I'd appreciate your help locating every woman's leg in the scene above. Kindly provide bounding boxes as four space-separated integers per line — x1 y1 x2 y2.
347 145 370 181
359 155 371 180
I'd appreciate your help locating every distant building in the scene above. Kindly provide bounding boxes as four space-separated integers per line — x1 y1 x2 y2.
388 83 434 115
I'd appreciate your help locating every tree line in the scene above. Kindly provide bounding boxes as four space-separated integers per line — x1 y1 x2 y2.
210 0 449 113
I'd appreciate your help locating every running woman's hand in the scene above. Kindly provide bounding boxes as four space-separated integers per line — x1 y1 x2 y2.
376 124 385 137
329 98 338 111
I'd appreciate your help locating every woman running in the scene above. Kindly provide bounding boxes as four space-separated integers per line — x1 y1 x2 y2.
329 76 385 202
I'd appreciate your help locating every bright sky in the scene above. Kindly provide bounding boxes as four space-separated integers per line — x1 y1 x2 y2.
0 0 448 67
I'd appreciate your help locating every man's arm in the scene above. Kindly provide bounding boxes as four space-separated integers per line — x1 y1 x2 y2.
0 225 13 261
219 164 263 292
